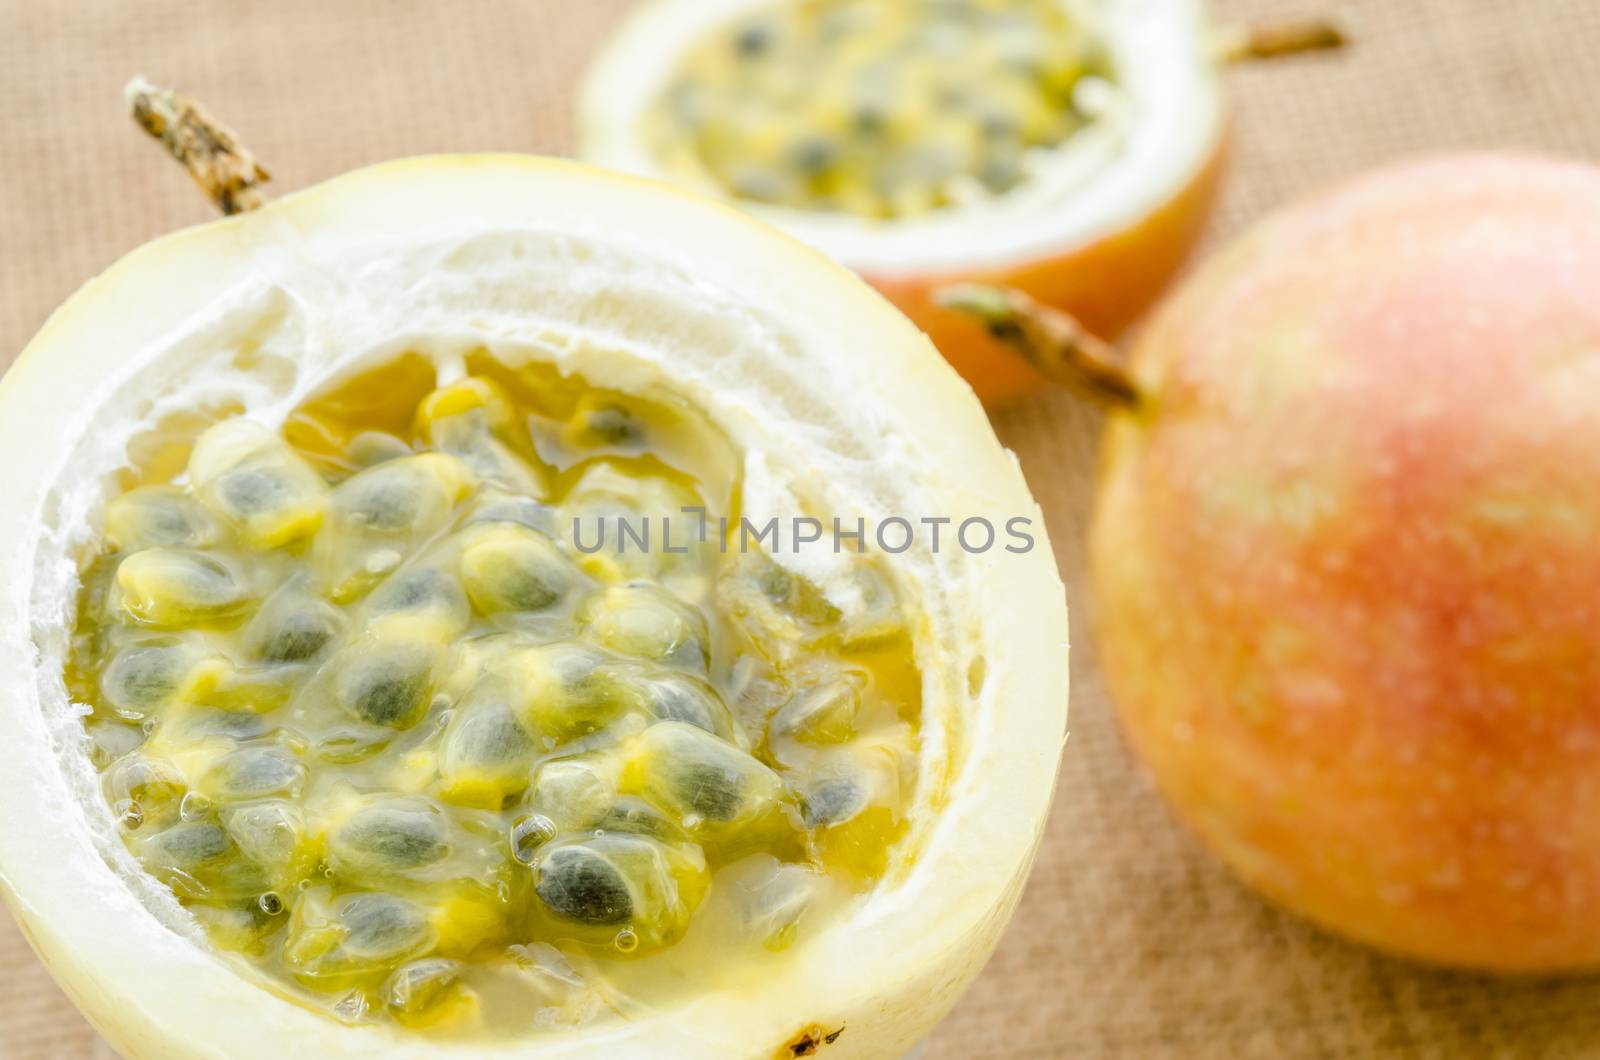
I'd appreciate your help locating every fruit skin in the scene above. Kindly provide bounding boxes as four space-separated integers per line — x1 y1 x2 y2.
1094 153 1600 971
871 134 1227 406
0 155 1069 1058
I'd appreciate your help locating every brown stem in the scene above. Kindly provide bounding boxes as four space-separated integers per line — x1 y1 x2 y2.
1216 19 1347 64
935 285 1142 410
125 76 269 215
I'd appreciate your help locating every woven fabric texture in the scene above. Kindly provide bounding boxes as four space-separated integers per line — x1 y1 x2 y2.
4 2 1600 1057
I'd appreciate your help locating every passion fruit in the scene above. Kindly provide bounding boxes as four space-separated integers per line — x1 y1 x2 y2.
959 153 1600 972
579 0 1344 404
0 83 1069 1056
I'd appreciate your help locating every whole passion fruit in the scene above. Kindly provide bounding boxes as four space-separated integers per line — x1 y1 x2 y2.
0 90 1068 1057
967 152 1600 972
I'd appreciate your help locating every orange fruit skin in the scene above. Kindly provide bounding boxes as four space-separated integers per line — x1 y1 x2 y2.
867 133 1229 407
1093 153 1600 971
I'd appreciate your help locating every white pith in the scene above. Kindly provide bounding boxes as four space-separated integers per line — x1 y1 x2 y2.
0 158 1069 1059
579 0 1224 277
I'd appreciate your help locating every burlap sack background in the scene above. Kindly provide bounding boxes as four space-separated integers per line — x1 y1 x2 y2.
4 1 1600 1056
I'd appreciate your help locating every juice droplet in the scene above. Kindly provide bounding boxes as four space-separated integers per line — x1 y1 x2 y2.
257 891 284 916
614 929 639 954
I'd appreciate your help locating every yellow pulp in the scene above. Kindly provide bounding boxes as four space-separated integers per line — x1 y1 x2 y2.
68 353 922 1034
647 0 1113 218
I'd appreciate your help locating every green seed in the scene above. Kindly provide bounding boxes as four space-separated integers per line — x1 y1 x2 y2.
104 486 218 551
330 798 452 877
225 800 305 876
627 721 785 829
769 673 864 745
335 641 436 729
439 682 538 807
460 524 574 614
202 746 306 801
137 819 267 900
368 567 470 634
385 957 462 1017
534 842 635 927
243 590 342 663
100 638 206 717
634 672 735 739
116 549 251 628
580 584 708 670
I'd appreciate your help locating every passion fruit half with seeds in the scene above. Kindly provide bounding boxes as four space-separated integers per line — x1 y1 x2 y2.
579 0 1343 404
0 89 1067 1058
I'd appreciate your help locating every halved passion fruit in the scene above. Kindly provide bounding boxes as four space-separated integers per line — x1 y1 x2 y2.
0 102 1068 1059
578 0 1342 404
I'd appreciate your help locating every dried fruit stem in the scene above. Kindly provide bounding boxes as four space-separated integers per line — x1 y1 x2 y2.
125 76 269 215
1216 19 1347 64
936 285 1141 410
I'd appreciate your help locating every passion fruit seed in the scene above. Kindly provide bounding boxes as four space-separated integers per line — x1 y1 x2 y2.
189 420 330 549
179 791 214 821
385 957 464 1019
742 861 822 952
580 583 709 670
334 639 437 729
104 486 219 552
635 672 735 739
329 798 452 877
225 801 306 877
73 368 921 1028
115 549 252 627
527 757 616 832
798 772 868 829
628 721 786 827
535 842 634 926
512 642 631 738
285 891 435 984
367 567 472 635
100 638 220 717
770 672 865 745
201 746 307 802
469 492 559 536
460 523 576 614
136 819 267 900
103 753 187 829
565 397 643 450
649 0 1112 218
530 829 708 955
243 589 342 663
439 683 539 808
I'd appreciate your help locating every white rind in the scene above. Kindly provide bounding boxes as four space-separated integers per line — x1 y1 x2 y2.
579 0 1223 277
0 157 1069 1058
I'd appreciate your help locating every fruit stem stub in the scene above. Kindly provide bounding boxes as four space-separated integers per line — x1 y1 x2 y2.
125 76 270 215
1216 19 1347 64
935 285 1142 410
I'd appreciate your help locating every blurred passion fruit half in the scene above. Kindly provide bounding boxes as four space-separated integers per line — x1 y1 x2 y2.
579 0 1342 404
